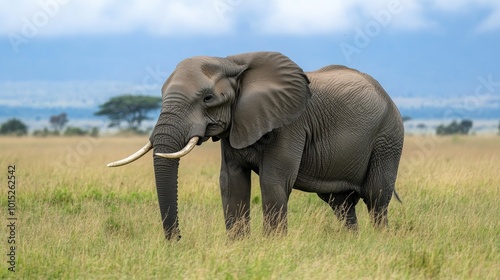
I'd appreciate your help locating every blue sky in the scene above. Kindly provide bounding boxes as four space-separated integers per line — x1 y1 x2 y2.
0 0 499 123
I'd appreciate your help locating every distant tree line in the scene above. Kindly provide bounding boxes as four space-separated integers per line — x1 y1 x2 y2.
0 113 99 137
1 116 499 137
4 95 500 137
32 126 99 137
436 120 473 135
0 94 160 137
32 112 99 137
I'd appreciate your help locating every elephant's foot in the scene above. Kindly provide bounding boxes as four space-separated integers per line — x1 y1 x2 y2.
262 208 288 237
334 205 359 231
226 217 250 240
263 222 287 237
344 216 359 231
164 228 182 241
318 191 360 231
363 195 390 228
369 208 389 228
263 226 287 238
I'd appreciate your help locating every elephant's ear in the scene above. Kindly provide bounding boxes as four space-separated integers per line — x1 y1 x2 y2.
226 52 311 149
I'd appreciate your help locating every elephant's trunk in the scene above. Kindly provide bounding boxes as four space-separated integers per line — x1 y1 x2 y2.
151 113 191 240
153 153 181 240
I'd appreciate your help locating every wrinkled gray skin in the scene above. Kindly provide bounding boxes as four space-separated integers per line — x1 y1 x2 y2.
148 52 403 240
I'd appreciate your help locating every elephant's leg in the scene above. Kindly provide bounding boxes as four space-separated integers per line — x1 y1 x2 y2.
259 130 305 236
361 137 403 228
364 194 389 227
220 151 251 239
260 182 291 236
362 165 391 227
317 191 360 230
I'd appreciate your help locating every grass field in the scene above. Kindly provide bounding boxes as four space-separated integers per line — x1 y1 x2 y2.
0 135 499 279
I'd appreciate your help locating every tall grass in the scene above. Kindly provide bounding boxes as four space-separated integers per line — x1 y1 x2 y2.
0 136 498 279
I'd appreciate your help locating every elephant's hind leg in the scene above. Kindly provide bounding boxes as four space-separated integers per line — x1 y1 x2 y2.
361 136 403 228
317 191 360 230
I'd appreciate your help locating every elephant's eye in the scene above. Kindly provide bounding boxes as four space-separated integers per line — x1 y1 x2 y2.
203 94 214 103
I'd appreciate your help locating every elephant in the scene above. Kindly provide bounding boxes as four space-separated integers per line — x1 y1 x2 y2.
107 52 404 240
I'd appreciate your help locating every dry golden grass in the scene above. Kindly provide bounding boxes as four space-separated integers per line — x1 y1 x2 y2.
0 135 498 279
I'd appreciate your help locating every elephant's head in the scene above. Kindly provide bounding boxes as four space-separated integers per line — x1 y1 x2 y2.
107 52 311 240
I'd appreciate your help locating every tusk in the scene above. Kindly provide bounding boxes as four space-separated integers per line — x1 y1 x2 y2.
155 137 199 159
107 141 152 167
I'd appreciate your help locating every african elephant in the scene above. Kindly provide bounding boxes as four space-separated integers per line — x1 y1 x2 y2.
108 52 404 240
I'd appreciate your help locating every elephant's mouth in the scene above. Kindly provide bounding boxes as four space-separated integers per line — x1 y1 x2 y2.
197 122 227 144
206 122 226 135
194 122 228 145
198 137 209 145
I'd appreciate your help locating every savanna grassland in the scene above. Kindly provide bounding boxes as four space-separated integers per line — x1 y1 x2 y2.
0 135 498 279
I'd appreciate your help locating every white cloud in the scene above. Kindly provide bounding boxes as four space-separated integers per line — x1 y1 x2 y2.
0 0 232 36
253 0 355 34
431 0 500 32
475 3 500 32
253 0 435 34
0 0 499 37
389 0 435 30
253 0 500 34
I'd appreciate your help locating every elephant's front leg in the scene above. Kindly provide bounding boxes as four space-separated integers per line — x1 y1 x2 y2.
259 130 305 236
260 181 291 235
220 154 251 239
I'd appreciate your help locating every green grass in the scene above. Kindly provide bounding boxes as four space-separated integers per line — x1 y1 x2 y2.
0 136 498 279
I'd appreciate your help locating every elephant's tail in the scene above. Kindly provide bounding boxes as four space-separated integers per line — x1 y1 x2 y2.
393 189 403 203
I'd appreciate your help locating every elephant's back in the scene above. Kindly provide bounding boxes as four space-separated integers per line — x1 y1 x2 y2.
305 66 391 128
305 65 401 128
306 65 386 101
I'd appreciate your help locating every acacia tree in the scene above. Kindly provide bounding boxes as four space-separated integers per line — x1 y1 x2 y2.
49 113 68 132
95 94 162 130
0 118 28 136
